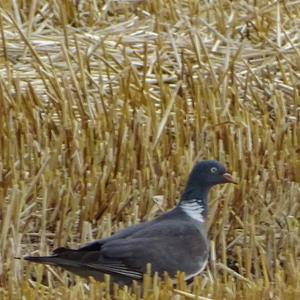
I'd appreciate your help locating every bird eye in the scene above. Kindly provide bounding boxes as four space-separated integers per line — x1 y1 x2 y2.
210 167 218 173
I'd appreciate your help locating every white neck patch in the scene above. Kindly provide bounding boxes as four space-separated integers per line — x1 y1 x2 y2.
180 200 205 223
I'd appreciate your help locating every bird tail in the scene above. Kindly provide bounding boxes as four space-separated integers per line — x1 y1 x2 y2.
23 250 107 281
24 248 81 267
24 255 60 266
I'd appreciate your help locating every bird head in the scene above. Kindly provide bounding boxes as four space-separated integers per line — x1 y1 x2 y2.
187 160 236 187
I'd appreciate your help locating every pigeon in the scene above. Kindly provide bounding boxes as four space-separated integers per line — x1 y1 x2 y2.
24 160 236 286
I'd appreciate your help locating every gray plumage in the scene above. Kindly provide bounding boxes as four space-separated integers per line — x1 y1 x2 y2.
24 160 236 285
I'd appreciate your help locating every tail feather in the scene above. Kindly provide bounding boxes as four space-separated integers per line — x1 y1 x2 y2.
24 254 80 268
23 250 137 285
24 255 61 265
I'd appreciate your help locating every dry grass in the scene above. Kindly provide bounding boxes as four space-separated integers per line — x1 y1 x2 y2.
0 0 299 299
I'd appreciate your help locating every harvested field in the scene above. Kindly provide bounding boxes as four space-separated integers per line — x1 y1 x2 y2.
0 0 299 299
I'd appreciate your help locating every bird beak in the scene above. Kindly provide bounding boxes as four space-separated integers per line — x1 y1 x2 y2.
223 172 237 184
